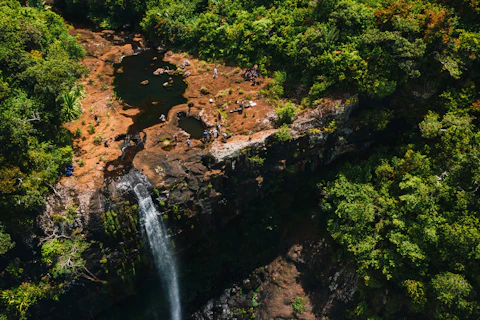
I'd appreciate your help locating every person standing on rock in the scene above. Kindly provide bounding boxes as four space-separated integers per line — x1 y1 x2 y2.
186 138 191 148
188 102 194 116
213 128 218 139
213 67 218 79
203 130 208 142
159 114 166 122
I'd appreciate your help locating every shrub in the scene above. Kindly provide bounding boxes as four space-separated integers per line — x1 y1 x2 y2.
74 128 82 138
263 71 286 99
87 123 95 134
275 124 293 143
200 87 210 95
276 102 297 125
218 108 228 121
93 134 103 145
292 296 307 314
248 154 266 168
216 89 228 97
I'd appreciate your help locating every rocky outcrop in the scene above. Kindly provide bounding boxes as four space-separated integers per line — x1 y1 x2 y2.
191 238 357 320
127 94 364 252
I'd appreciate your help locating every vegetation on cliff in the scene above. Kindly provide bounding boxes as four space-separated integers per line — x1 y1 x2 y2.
0 1 86 318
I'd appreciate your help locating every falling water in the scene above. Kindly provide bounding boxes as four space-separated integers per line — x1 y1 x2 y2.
133 183 181 320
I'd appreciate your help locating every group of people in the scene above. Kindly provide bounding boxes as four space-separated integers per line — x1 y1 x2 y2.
203 123 228 143
242 64 260 85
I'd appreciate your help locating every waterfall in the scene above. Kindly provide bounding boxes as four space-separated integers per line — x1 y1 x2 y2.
133 183 181 320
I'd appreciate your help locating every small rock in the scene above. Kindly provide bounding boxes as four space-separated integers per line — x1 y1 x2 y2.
183 71 191 78
184 60 190 66
140 80 149 85
153 57 158 61
153 68 165 75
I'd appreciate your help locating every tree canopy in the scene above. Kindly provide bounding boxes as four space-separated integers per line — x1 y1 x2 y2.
0 1 85 318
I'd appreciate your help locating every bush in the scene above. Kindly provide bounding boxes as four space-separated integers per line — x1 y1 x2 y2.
276 102 297 125
88 123 95 134
93 134 103 145
248 154 266 168
200 87 210 95
275 124 293 143
263 71 286 99
74 128 82 138
292 296 307 314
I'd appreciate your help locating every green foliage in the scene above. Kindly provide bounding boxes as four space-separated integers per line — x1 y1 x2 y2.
247 154 266 168
41 237 88 278
102 202 138 240
251 292 259 307
93 134 103 145
292 295 307 314
59 86 85 122
88 123 95 134
275 102 297 125
352 108 393 132
321 111 480 319
74 128 82 138
1 281 61 320
275 124 293 143
0 1 84 225
103 210 120 237
0 224 14 255
263 71 286 99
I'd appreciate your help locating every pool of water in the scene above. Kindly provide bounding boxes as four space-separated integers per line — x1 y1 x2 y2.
113 49 187 134
178 116 204 140
105 50 188 178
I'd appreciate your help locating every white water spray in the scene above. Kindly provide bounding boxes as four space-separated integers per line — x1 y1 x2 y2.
134 183 181 320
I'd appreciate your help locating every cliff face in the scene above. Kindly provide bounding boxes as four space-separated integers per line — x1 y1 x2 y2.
34 91 364 319
141 94 361 251
98 94 362 319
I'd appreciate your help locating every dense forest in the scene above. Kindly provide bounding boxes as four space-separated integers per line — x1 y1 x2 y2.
0 0 86 319
1 0 480 319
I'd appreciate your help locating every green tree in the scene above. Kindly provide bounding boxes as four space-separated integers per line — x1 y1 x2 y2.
0 224 14 255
